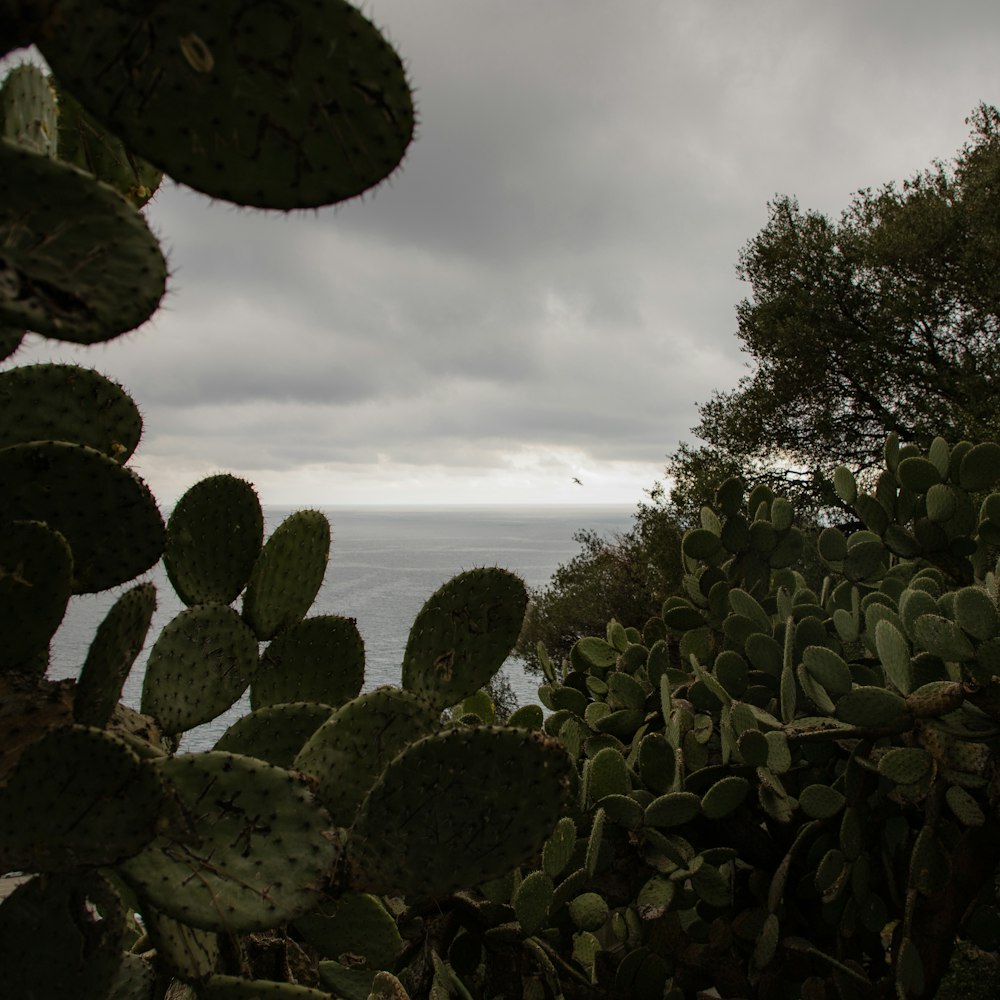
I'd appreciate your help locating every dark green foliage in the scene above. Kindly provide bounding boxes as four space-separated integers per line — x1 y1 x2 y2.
74 582 156 727
0 872 127 1000
0 363 143 461
252 615 365 710
0 25 579 1000
38 0 415 210
402 567 528 710
496 433 1000 1000
0 440 164 593
164 474 263 607
0 519 72 673
118 752 340 934
0 725 163 871
346 726 573 900
667 105 1000 520
0 138 167 342
140 605 258 735
242 510 330 641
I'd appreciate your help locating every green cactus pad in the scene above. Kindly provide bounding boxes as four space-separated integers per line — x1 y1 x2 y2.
242 510 330 641
293 686 439 825
165 474 264 607
574 635 618 668
346 726 572 899
638 732 677 794
801 646 853 698
700 776 750 818
143 906 220 983
836 686 909 730
214 702 333 767
959 442 1000 492
874 619 913 694
509 703 544 729
905 680 963 718
39 0 414 210
401 567 528 710
0 138 166 341
912 613 976 661
513 870 555 936
542 815 577 878
0 872 126 999
294 892 401 968
954 586 998 641
0 363 142 461
0 724 162 870
108 953 155 999
832 466 858 504
878 747 933 784
0 519 72 672
568 892 610 931
897 456 942 494
944 784 985 826
74 581 156 727
798 784 846 819
0 62 57 155
53 81 162 207
645 791 701 828
140 604 258 735
587 745 631 803
252 615 364 710
0 440 164 593
119 752 338 933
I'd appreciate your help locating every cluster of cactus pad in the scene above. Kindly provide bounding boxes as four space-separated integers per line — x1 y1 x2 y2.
0 5 574 999
510 432 1000 1000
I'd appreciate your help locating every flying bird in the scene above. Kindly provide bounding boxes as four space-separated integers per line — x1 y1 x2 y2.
572 477 583 486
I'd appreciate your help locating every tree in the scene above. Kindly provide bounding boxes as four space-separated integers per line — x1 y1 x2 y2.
667 104 1000 519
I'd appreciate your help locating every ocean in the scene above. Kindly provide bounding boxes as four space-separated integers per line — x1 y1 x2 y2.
46 505 634 750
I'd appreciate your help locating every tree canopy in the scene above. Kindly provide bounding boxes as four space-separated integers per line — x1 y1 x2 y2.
667 103 1000 519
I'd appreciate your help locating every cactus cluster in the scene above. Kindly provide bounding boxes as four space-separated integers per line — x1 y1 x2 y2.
0 5 575 999
493 432 1000 1000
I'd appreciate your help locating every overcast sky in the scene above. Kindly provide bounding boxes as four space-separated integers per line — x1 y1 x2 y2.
12 0 1000 505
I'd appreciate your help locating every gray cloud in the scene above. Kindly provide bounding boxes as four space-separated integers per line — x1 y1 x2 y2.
10 0 1000 503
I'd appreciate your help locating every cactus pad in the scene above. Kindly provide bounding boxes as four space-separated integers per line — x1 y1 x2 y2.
118 752 339 933
401 567 528 710
293 686 439 825
0 138 166 342
346 726 573 899
165 474 264 607
293 891 402 968
39 0 415 210
214 702 333 767
0 724 163 871
243 510 330 641
0 872 126 999
252 615 365 710
54 80 162 206
0 62 57 156
0 363 142 460
0 440 164 592
140 604 258 735
0 519 72 672
74 581 156 727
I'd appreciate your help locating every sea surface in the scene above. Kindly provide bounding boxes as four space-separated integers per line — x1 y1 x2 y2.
47 505 633 750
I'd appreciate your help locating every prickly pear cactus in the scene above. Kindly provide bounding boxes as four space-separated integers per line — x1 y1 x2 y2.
456 433 999 1000
0 17 578 1000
